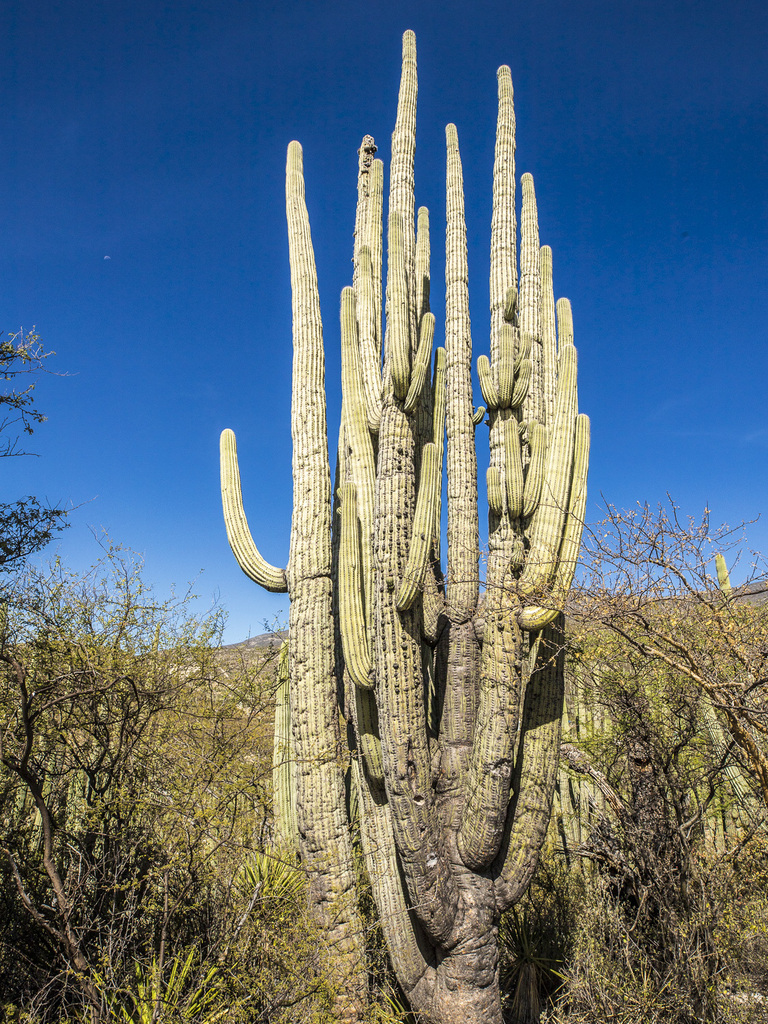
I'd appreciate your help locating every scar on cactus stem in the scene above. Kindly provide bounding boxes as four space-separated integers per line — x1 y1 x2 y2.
219 29 589 1024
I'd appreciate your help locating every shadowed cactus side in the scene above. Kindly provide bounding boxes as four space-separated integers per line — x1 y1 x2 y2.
220 31 589 1024
271 640 299 855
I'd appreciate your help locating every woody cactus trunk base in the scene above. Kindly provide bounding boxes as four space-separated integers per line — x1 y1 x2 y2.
220 31 589 1024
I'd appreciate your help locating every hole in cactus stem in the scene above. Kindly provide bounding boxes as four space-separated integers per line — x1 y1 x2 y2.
426 853 437 869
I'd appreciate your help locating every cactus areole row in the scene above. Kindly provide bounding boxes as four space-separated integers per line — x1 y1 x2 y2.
220 31 589 1024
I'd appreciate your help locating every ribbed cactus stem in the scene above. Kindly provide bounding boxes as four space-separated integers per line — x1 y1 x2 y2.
497 325 515 408
219 428 288 592
388 213 411 399
556 296 574 345
504 418 524 519
514 330 532 373
477 354 499 409
273 640 299 853
504 284 518 322
540 246 557 426
519 173 541 425
415 206 431 325
356 245 383 434
445 121 480 618
430 345 447 564
388 29 418 370
510 357 532 408
518 413 590 630
369 160 384 357
339 483 373 689
487 466 504 516
340 286 376 626
285 139 366 1020
716 552 733 597
522 422 548 517
490 64 516 349
396 443 439 610
353 134 385 435
404 311 435 413
495 617 566 906
518 342 578 599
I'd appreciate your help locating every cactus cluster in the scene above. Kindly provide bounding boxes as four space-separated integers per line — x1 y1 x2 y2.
221 31 589 1024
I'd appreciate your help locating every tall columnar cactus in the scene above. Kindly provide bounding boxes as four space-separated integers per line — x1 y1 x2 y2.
220 31 589 1024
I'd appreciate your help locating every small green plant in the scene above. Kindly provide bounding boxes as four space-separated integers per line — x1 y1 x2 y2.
499 907 566 1023
237 849 305 909
96 947 228 1024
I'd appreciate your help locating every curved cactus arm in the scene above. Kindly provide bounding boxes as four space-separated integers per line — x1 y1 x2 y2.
445 123 480 623
504 284 518 323
354 689 385 789
336 429 384 789
477 354 499 410
397 443 439 611
540 245 557 427
340 286 376 627
517 338 578 600
522 422 548 518
518 413 590 630
413 207 438 475
510 357 532 409
519 173 542 425
514 330 532 373
487 466 504 516
497 325 515 409
339 483 373 689
356 246 383 433
219 428 288 592
504 418 524 519
404 311 435 413
493 616 565 912
472 406 486 426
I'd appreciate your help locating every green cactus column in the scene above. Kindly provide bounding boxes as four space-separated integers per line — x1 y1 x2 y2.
220 143 365 1023
220 31 589 1024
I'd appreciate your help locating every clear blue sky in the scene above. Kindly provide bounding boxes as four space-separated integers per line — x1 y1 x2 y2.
4 0 767 643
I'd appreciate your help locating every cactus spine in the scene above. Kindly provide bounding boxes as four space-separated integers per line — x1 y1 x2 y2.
220 31 589 1024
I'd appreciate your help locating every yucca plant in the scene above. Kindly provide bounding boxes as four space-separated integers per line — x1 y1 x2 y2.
499 908 565 1023
95 947 228 1024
